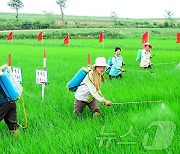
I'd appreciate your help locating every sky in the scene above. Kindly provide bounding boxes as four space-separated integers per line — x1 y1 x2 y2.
0 0 180 18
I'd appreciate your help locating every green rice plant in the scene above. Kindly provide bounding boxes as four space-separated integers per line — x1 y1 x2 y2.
0 38 179 153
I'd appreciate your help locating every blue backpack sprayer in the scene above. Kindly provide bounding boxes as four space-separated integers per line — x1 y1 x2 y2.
67 54 91 92
0 64 22 105
136 49 142 62
67 67 89 92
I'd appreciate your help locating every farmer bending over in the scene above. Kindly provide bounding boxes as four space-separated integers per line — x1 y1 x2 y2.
140 42 153 68
0 84 19 137
74 57 112 116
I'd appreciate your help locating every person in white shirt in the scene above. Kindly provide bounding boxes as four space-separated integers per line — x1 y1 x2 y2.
140 42 153 68
74 57 112 117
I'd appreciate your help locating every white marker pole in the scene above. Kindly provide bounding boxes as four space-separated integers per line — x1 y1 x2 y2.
42 49 46 101
102 31 104 49
87 53 91 71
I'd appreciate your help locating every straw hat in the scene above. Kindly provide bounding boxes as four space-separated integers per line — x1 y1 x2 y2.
91 57 109 69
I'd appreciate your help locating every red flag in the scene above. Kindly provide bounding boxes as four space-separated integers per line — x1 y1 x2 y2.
99 32 104 42
38 32 43 41
176 32 180 43
7 32 13 40
64 34 69 44
142 31 149 43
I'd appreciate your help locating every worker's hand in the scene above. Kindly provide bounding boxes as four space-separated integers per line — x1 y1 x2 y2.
150 55 155 58
104 100 112 106
122 62 126 65
120 68 125 72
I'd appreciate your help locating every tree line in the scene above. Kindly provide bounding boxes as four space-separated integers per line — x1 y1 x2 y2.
3 0 180 30
7 0 66 22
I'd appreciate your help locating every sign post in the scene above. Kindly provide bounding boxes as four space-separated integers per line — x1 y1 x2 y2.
13 67 22 83
42 49 47 100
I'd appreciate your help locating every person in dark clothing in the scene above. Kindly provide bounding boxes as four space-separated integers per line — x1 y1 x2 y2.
0 85 19 136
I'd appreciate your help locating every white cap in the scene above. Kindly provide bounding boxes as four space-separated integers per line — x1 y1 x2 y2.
144 42 152 48
91 57 109 68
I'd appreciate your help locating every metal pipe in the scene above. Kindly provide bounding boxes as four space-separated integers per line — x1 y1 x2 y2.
127 70 154 73
21 82 49 85
154 62 179 65
112 100 163 105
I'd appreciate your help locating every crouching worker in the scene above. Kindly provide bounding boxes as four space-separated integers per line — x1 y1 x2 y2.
140 42 153 68
0 84 19 137
109 47 125 80
74 57 112 117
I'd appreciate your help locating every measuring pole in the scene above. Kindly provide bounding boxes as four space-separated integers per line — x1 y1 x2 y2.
8 54 12 69
42 32 44 46
42 49 46 101
87 53 91 70
102 31 104 49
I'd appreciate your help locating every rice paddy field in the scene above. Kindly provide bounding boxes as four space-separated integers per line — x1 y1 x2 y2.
0 37 179 153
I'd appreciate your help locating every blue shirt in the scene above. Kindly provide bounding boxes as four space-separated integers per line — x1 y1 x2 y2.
109 56 123 76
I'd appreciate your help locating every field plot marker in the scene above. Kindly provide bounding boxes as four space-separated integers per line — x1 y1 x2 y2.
35 49 48 100
42 49 46 101
8 54 12 68
87 53 91 70
99 31 104 49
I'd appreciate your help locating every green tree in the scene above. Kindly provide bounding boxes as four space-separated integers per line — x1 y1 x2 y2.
110 11 118 26
110 11 118 18
8 0 24 21
164 10 174 19
164 10 175 28
56 0 67 23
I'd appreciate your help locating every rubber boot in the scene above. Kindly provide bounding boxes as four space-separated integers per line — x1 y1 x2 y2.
11 129 19 138
93 112 99 117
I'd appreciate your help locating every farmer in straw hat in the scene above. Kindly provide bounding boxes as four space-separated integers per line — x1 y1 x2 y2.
140 42 153 68
74 57 112 116
0 83 19 137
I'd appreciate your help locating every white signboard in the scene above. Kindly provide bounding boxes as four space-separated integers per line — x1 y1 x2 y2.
13 67 22 83
36 70 48 85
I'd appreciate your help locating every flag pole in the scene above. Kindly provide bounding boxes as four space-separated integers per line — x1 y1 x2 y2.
176 32 180 43
42 49 46 101
102 40 104 49
12 32 14 45
68 33 70 47
42 32 44 46
87 53 91 70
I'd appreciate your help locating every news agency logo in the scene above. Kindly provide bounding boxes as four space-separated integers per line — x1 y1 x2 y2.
96 121 176 150
142 121 176 150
